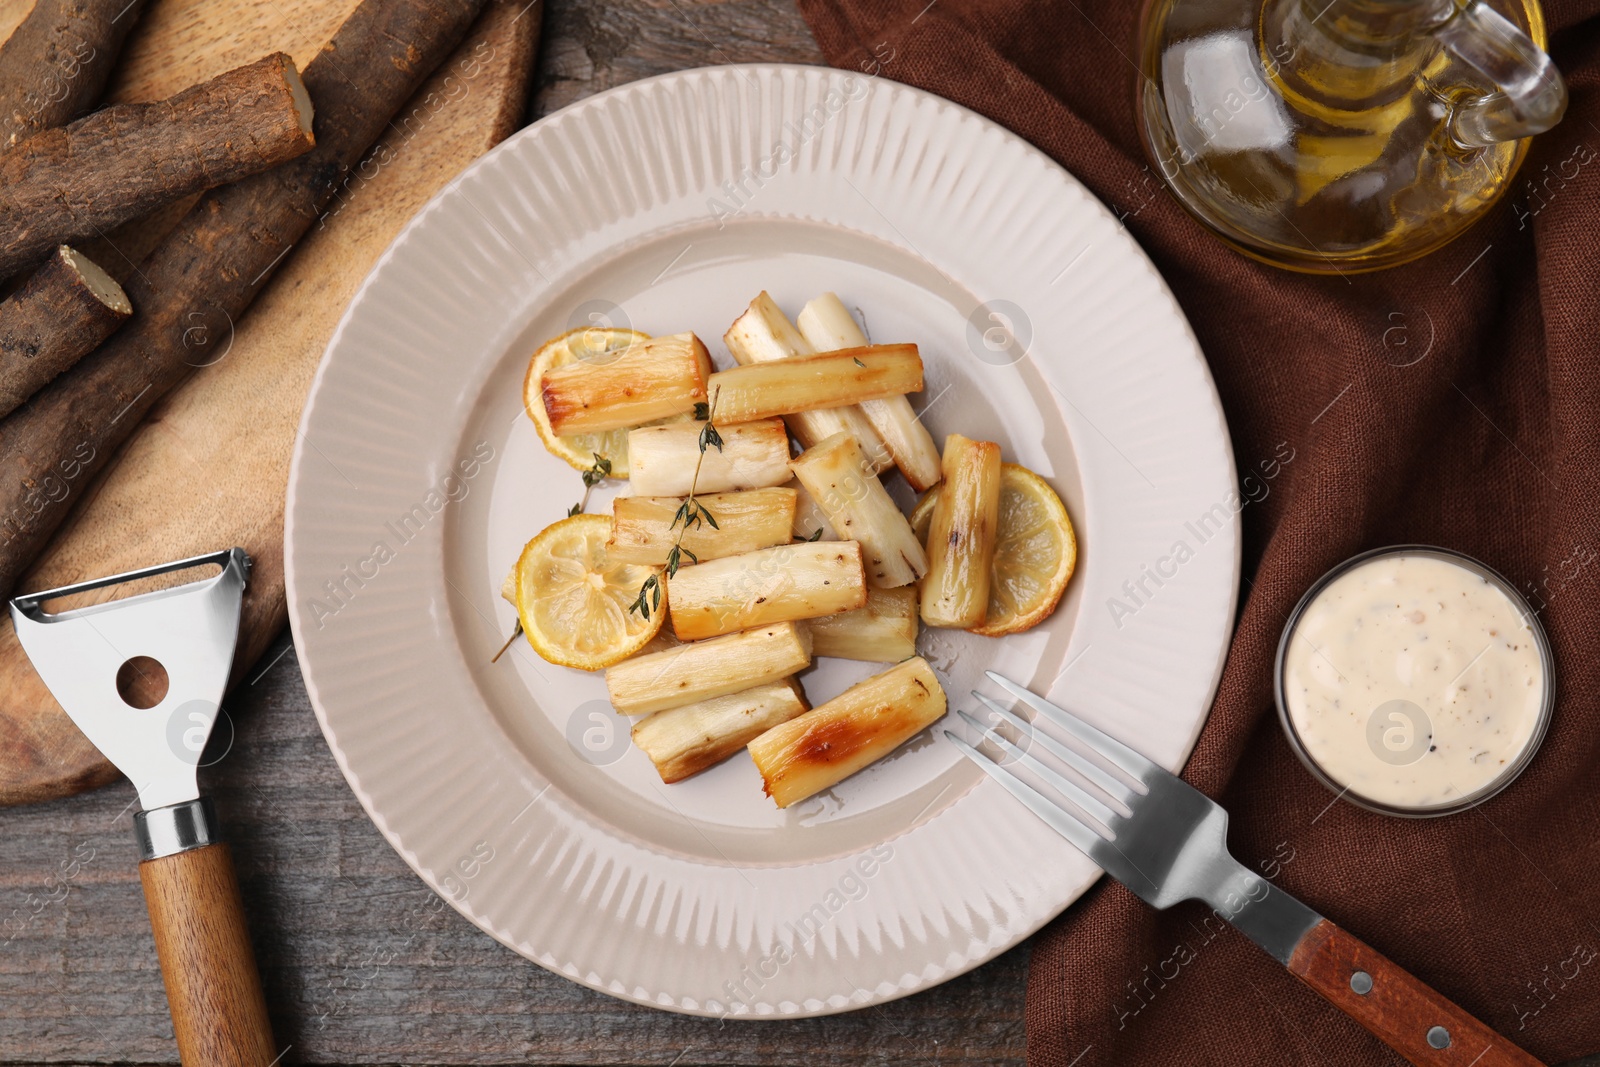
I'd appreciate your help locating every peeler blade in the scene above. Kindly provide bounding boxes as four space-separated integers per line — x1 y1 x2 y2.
9 548 250 811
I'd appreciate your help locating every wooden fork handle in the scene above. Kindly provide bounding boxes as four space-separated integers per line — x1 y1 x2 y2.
1288 919 1543 1066
140 841 277 1066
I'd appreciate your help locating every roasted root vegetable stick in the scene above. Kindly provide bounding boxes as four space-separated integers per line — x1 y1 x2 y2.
668 540 868 641
921 434 1002 628
748 656 946 808
806 587 919 663
632 679 809 783
606 621 812 716
628 418 791 496
790 431 928 588
634 627 685 657
788 479 838 542
797 292 943 492
542 332 710 435
725 292 893 474
608 488 797 566
706 346 922 426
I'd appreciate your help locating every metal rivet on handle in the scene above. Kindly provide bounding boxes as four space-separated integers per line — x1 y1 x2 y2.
1349 971 1373 995
1427 1026 1451 1049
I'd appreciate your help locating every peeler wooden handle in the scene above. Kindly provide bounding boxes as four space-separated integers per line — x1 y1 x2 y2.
136 799 276 1067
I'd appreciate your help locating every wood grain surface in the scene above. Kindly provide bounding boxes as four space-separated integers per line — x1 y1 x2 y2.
140 843 277 1066
0 0 1029 1062
0 645 1026 1063
0 632 1030 1065
1288 919 1545 1067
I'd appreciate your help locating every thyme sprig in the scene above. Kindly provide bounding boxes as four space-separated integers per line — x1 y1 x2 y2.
629 574 662 619
698 420 724 454
491 625 522 663
569 453 612 516
630 391 723 618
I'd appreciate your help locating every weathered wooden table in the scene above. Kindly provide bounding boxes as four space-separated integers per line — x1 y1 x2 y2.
0 1 1030 1062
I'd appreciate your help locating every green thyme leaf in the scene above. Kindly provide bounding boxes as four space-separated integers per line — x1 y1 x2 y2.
581 453 613 489
629 575 660 619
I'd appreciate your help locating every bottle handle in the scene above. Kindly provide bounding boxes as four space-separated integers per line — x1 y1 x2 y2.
1436 0 1566 148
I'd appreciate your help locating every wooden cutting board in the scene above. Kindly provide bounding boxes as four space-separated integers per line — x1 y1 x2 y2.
0 0 540 805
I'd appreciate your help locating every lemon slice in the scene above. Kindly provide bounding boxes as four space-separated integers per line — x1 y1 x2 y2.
512 513 664 670
910 463 1076 636
523 326 656 476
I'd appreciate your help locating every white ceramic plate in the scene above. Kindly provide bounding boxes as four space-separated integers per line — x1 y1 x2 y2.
286 64 1239 1017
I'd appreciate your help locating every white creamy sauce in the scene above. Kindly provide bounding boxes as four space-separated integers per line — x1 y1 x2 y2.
1282 554 1545 810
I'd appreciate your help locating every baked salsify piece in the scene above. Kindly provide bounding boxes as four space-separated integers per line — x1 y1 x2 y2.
503 292 1075 797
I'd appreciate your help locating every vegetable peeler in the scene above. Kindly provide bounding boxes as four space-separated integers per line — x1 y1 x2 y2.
9 547 276 1066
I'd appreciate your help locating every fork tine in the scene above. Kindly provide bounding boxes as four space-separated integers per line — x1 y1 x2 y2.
944 731 1108 857
986 671 1158 778
955 710 1123 828
970 692 1139 805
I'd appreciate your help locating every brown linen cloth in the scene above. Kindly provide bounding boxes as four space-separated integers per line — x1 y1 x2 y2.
796 1 1600 1063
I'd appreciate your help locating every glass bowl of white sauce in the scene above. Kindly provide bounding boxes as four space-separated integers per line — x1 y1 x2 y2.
1275 546 1554 817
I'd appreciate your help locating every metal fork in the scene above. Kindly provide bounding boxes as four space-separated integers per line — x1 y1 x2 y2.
947 671 1543 1067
